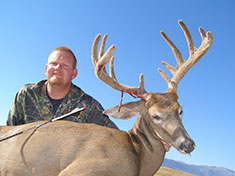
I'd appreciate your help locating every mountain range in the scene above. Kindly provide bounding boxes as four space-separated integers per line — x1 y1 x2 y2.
162 158 235 176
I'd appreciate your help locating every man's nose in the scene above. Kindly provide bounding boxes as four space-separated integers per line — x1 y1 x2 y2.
55 64 62 70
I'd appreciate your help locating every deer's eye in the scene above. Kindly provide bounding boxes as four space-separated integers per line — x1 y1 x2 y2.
152 112 163 120
153 115 161 120
179 110 183 115
178 107 183 119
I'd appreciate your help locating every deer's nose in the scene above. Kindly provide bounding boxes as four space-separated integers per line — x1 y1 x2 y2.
179 139 195 154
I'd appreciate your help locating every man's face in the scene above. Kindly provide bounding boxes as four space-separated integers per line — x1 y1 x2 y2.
45 50 77 87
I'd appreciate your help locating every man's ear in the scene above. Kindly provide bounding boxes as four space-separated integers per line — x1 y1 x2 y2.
45 64 48 75
72 69 78 79
103 100 145 119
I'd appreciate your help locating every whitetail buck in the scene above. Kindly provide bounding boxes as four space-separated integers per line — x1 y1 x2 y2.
0 20 213 176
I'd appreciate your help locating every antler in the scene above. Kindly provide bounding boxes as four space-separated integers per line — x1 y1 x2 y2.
91 34 147 99
158 20 213 92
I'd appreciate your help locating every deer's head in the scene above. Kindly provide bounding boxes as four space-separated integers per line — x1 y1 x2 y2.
91 20 213 154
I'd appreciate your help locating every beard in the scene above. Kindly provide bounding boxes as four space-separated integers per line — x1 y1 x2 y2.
47 76 64 86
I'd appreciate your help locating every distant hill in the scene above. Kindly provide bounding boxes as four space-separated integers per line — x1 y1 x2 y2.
162 158 235 176
155 166 195 176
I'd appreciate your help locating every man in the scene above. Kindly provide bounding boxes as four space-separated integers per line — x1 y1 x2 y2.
7 46 118 129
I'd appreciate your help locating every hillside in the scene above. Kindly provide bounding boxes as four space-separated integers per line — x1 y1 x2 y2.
155 167 195 176
162 158 235 176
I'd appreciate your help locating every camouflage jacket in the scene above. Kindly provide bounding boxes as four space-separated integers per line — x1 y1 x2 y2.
7 80 118 129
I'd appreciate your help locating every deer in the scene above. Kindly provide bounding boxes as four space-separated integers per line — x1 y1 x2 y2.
0 20 213 176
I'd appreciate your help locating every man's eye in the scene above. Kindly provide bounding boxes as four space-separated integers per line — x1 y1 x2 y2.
50 63 57 66
62 65 69 69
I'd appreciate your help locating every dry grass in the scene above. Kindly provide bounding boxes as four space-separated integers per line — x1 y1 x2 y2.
154 167 195 176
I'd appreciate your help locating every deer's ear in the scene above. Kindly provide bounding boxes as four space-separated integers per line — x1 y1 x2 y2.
103 100 145 119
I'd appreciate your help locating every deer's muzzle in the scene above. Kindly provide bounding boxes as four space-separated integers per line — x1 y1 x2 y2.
178 138 195 154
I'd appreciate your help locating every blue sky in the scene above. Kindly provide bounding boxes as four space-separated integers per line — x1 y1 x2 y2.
0 0 234 172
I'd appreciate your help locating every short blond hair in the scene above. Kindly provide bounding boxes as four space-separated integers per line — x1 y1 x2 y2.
50 46 77 68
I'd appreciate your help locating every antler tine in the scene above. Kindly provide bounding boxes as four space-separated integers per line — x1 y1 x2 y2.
91 34 147 98
109 56 117 81
160 31 184 70
99 34 107 59
91 34 100 67
178 20 195 57
199 26 206 40
158 20 213 92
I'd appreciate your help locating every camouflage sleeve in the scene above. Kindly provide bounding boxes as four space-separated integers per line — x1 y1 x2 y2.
85 97 119 129
7 91 25 126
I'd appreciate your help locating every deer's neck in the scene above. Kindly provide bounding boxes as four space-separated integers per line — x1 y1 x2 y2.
128 115 165 176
